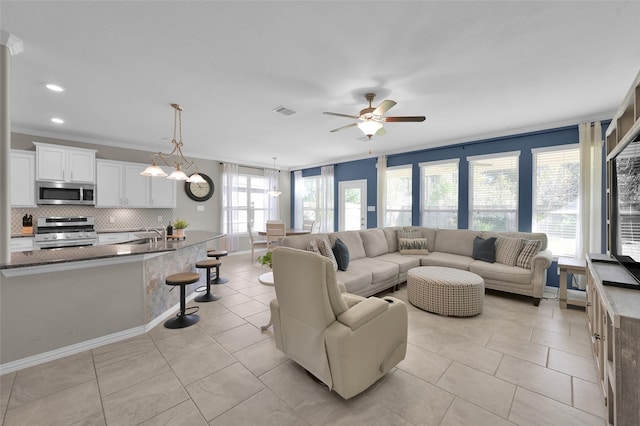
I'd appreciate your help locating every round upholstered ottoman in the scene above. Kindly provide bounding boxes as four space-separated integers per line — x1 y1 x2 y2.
407 266 484 317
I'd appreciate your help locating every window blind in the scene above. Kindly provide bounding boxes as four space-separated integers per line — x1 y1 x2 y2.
385 165 412 226
420 160 459 229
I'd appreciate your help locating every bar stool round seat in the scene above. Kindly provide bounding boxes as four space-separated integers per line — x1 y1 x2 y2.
195 259 222 302
206 250 229 284
164 272 200 329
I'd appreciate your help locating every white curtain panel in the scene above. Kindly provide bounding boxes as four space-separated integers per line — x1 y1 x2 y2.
576 121 603 288
221 162 240 252
265 168 279 220
320 165 335 233
377 155 387 227
293 170 303 228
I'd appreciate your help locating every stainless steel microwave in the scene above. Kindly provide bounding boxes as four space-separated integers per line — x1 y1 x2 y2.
36 181 95 205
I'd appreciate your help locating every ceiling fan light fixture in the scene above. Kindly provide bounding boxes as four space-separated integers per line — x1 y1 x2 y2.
357 120 383 138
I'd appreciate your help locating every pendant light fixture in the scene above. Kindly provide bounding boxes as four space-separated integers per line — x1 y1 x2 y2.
268 157 282 197
141 103 205 183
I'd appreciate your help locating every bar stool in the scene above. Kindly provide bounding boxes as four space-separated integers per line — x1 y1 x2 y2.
194 259 221 302
164 272 200 329
206 250 229 284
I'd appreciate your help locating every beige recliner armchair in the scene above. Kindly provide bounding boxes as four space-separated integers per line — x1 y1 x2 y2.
270 246 408 400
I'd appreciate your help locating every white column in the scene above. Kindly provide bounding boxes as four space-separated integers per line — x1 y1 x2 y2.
0 31 24 263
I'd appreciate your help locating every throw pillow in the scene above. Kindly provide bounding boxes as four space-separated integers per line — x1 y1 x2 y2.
398 237 429 255
495 236 524 266
317 237 338 271
397 230 422 240
332 238 350 271
516 239 542 269
306 239 321 254
472 236 497 263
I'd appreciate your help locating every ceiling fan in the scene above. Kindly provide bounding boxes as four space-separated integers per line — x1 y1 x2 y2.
323 93 426 139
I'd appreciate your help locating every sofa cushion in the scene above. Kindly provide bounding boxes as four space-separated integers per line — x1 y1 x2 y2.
469 261 532 285
516 239 542 269
335 268 372 294
382 226 404 252
398 237 429 255
306 239 321 254
281 233 328 251
360 229 389 257
434 229 481 257
329 231 367 260
420 252 474 270
376 253 421 282
333 238 350 271
350 258 399 287
473 236 497 263
495 236 523 266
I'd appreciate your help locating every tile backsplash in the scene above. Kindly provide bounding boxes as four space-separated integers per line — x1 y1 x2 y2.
11 206 173 234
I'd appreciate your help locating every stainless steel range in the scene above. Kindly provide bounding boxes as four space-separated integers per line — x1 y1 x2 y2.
35 216 97 249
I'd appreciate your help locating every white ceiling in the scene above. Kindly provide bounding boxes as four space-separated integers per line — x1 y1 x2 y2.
2 1 640 170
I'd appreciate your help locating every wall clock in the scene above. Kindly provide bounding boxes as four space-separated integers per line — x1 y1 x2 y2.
185 173 214 202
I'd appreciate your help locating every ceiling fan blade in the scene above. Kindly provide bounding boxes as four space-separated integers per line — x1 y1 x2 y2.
323 112 360 119
329 122 358 132
384 116 426 122
375 127 387 136
373 100 397 116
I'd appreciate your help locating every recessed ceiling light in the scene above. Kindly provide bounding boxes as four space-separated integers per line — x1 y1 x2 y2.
51 118 64 124
46 84 64 92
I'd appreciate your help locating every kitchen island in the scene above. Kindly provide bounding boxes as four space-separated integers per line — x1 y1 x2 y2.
0 231 222 373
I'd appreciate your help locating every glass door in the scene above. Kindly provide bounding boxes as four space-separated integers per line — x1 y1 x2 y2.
338 180 367 231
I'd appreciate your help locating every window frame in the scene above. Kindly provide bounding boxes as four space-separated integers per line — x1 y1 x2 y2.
531 144 580 257
468 151 520 232
384 164 413 227
419 159 460 229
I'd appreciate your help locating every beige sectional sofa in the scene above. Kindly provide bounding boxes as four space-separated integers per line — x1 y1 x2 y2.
280 227 553 305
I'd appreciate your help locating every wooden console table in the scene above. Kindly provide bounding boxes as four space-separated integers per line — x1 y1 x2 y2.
587 255 640 425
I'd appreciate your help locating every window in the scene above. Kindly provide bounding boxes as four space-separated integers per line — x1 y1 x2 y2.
223 171 268 234
302 176 321 224
469 152 519 231
532 145 580 256
385 165 412 226
420 159 459 229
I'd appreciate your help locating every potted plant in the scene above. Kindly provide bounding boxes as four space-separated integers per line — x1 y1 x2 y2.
173 218 188 237
257 250 273 268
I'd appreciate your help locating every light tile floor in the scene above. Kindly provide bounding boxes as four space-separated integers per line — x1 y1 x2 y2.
0 253 606 425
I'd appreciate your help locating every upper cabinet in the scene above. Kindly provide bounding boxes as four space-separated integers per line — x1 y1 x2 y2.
10 150 36 207
34 142 96 183
96 159 175 208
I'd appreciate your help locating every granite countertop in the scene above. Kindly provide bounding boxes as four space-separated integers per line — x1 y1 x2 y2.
1 231 223 270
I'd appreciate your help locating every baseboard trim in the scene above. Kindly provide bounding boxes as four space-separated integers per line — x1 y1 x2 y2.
0 293 197 375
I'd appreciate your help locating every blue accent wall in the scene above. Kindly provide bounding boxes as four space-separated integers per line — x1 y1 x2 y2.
291 123 610 287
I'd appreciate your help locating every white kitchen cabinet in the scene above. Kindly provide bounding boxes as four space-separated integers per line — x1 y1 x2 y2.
10 237 34 252
96 160 174 208
96 160 145 207
34 142 96 183
96 161 123 207
149 167 176 207
124 164 149 207
10 150 36 207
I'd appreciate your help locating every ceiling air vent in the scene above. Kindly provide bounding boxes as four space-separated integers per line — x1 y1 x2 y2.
272 105 296 116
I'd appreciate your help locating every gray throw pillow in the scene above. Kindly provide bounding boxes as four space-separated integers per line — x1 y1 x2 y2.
473 236 497 263
332 238 350 271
